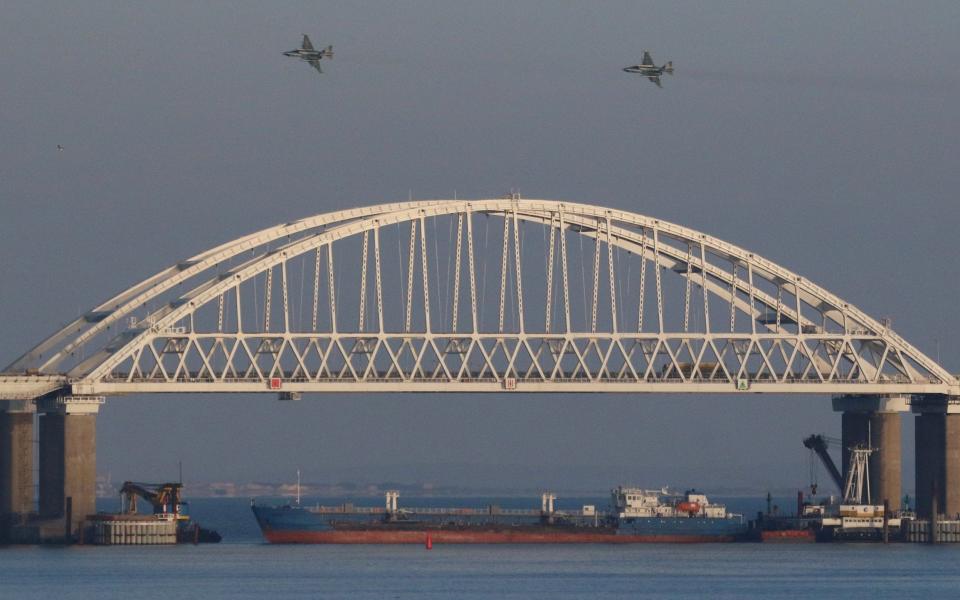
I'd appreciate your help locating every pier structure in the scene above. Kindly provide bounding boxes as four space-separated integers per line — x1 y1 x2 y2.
1 197 958 541
833 394 907 511
36 395 102 539
912 395 960 519
831 393 960 518
0 399 34 537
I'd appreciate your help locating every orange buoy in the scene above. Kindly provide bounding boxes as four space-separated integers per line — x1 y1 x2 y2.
426 534 433 549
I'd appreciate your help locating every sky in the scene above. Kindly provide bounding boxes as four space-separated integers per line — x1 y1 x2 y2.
1 1 959 494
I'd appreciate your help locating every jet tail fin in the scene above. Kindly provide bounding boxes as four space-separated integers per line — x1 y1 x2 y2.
663 61 674 74
323 45 334 58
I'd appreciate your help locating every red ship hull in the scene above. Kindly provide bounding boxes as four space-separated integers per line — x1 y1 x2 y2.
262 529 739 544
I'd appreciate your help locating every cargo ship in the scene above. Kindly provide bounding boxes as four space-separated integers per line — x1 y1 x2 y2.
251 486 748 544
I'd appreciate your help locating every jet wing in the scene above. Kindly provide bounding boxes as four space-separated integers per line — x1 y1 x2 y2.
302 34 315 51
308 59 323 74
647 75 662 88
641 51 654 66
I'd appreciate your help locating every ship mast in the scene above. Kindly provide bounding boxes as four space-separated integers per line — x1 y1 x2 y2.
842 446 874 505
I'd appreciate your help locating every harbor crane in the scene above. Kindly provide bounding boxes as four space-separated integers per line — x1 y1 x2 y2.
120 481 187 519
803 434 845 494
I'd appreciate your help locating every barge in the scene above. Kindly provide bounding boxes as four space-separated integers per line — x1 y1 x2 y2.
87 481 221 545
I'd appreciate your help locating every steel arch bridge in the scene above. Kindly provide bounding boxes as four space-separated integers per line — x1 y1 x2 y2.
2 197 956 400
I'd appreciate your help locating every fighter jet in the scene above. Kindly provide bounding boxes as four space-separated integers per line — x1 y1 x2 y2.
623 51 674 88
284 35 333 74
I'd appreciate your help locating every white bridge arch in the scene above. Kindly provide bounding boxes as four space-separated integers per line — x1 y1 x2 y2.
2 198 956 398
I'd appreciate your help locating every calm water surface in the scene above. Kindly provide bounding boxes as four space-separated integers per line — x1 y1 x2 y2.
2 497 959 599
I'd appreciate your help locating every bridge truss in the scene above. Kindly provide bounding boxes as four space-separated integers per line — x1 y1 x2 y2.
2 198 956 398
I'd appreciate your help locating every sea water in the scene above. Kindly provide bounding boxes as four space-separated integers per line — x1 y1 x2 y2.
2 497 959 599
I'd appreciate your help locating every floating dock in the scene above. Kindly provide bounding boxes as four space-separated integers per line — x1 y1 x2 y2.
88 515 178 545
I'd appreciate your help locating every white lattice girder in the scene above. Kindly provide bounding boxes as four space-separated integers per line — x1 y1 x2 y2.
3 199 956 397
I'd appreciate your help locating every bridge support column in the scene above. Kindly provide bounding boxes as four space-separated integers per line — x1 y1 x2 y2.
833 395 908 509
1 400 35 539
912 396 960 519
37 395 103 541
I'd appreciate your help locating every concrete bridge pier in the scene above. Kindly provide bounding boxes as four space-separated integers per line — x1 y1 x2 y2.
37 395 103 541
833 394 907 509
912 396 960 519
1 400 35 538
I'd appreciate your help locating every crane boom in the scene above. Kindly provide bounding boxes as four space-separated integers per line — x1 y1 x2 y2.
120 481 185 518
802 434 844 492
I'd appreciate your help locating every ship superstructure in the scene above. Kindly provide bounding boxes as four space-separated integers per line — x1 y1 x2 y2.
612 487 731 518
